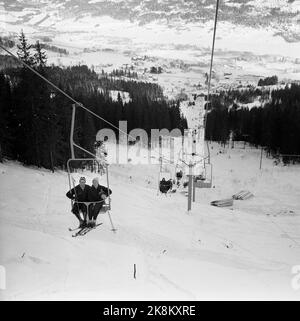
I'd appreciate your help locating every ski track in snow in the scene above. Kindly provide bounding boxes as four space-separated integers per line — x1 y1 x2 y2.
0 143 300 300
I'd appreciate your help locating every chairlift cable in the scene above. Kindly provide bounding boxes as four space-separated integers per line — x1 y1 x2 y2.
204 0 220 129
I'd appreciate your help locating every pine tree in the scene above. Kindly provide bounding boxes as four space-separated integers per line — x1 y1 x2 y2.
34 41 47 69
17 31 34 66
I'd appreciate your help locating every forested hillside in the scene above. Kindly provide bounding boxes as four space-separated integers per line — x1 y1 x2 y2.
206 84 300 162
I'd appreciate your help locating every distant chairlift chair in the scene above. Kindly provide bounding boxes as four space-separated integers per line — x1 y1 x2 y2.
194 161 213 188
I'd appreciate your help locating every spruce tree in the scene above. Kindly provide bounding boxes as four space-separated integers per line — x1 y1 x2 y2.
17 31 34 66
34 41 47 69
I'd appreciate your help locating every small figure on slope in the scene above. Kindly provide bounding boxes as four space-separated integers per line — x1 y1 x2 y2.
159 178 173 195
176 170 183 187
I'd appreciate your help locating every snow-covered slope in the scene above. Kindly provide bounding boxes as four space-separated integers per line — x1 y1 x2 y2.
1 142 300 300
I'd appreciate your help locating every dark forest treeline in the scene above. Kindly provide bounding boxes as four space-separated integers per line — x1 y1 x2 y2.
0 54 22 70
1 52 164 101
258 75 278 87
37 43 69 55
206 84 300 161
108 68 138 79
0 36 15 49
38 65 164 101
0 35 68 55
0 32 187 170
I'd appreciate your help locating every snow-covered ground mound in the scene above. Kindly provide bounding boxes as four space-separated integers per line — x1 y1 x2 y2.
0 143 300 300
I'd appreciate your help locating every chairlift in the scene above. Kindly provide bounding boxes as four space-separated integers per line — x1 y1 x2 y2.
67 158 116 231
67 104 116 232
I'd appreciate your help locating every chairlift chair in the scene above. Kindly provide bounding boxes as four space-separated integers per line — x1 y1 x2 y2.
67 104 117 232
67 158 116 231
194 161 213 188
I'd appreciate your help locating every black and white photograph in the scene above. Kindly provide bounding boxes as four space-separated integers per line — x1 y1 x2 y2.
0 0 300 304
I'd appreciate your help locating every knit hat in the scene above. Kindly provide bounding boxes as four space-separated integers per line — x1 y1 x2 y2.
92 177 99 184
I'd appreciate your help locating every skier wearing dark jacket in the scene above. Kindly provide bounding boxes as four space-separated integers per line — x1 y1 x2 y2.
159 178 172 194
87 177 112 227
66 177 90 227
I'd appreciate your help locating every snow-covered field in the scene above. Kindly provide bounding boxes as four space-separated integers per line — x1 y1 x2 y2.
1 142 300 300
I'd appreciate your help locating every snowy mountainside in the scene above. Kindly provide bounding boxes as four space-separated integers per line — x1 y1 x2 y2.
2 0 299 40
0 142 300 300
1 0 300 99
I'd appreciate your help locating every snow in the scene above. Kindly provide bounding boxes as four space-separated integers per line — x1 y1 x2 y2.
225 1 242 8
236 100 262 110
1 142 300 300
247 0 300 13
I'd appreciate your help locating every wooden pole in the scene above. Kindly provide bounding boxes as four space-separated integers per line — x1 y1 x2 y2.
192 176 196 202
50 149 54 173
259 146 263 170
70 104 76 159
188 162 193 212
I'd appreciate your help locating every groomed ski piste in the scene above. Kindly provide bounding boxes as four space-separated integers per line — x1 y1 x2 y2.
1 140 300 301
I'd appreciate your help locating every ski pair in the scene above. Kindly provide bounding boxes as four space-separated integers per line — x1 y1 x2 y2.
68 222 102 232
71 223 103 237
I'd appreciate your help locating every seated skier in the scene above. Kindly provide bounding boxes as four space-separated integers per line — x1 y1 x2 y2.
159 178 172 194
176 170 183 180
87 177 112 227
176 170 183 186
66 177 90 228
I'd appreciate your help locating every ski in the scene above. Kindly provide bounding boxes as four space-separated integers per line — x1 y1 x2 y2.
71 227 89 237
68 226 81 232
71 223 103 237
80 223 103 236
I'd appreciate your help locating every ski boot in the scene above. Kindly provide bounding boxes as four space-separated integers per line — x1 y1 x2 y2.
80 220 87 228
